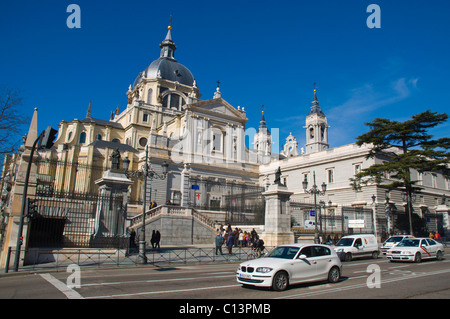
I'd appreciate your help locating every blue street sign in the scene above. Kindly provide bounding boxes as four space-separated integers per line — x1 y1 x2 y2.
310 210 315 217
191 185 199 190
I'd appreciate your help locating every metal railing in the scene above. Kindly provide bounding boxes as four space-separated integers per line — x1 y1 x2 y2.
4 246 271 273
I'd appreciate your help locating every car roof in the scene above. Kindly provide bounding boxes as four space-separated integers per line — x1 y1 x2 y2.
278 243 329 248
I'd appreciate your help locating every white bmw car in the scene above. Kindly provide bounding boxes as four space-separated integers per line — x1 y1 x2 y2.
386 238 445 263
236 243 342 291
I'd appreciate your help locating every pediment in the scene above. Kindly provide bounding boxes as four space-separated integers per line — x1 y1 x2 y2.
186 98 248 124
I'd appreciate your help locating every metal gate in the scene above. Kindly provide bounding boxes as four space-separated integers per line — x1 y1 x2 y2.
27 193 128 249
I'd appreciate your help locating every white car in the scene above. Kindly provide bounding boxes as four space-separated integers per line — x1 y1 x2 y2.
236 243 342 291
380 235 414 255
386 238 445 263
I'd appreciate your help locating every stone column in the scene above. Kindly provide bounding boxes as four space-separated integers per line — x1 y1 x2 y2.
94 169 133 239
261 183 294 247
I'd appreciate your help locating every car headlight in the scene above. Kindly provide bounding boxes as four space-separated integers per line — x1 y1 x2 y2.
256 267 273 273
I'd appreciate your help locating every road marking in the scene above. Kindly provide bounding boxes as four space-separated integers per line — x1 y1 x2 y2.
276 268 450 299
40 273 84 299
80 274 235 287
85 284 241 299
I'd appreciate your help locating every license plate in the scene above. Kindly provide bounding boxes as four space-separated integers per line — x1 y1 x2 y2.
239 273 252 279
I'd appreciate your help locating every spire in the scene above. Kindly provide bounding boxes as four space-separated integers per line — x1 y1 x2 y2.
259 106 267 128
160 17 176 60
86 101 91 118
25 108 38 148
308 87 325 117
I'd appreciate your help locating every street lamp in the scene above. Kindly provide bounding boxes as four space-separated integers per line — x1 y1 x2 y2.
303 171 327 243
123 146 169 264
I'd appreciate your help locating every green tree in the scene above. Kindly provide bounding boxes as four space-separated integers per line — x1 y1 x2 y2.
351 110 450 235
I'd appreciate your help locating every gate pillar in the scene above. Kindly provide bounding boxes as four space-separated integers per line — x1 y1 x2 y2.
261 182 294 247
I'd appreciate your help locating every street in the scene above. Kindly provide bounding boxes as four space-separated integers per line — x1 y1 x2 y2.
1 249 450 302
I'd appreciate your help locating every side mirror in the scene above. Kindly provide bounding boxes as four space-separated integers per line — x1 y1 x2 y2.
298 254 307 259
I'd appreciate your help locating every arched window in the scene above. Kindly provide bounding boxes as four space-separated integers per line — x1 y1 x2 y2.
96 134 102 141
162 92 186 111
79 132 86 144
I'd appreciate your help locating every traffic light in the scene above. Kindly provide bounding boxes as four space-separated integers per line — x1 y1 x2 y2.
19 236 23 246
38 126 58 149
27 198 38 219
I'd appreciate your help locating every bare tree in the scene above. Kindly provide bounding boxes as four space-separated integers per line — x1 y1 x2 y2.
0 88 29 154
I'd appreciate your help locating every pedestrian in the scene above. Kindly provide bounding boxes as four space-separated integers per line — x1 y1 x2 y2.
151 230 156 248
215 230 223 255
129 228 137 252
429 231 435 239
435 231 442 242
155 230 161 249
150 200 158 209
239 230 244 247
227 231 234 254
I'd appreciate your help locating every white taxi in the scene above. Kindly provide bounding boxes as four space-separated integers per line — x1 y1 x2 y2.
236 243 342 291
386 238 445 263
380 235 414 255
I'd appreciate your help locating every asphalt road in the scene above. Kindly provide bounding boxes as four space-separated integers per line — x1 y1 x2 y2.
1 250 450 302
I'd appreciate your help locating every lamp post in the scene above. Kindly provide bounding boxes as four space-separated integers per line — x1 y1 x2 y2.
123 145 169 264
303 171 327 243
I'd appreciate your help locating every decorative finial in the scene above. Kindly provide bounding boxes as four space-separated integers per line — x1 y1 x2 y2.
313 82 318 93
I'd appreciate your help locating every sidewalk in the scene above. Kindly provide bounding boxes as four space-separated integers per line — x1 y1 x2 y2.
7 245 262 273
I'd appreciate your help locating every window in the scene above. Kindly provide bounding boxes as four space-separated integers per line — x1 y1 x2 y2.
95 134 102 141
299 246 314 258
162 92 186 111
212 129 223 152
79 132 86 144
139 137 147 147
312 246 331 256
142 113 149 123
327 168 334 183
354 163 362 175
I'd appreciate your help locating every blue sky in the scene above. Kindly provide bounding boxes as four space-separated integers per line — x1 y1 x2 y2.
1 0 449 152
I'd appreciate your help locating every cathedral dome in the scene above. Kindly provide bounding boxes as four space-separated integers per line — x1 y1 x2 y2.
133 25 195 88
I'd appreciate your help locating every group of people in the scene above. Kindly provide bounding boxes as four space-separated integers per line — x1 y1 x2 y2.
215 224 264 255
128 228 161 251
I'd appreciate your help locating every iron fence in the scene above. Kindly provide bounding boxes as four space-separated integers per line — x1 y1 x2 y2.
27 192 127 249
5 246 272 272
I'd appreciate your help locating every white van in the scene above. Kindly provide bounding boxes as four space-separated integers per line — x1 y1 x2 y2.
304 220 315 229
333 234 379 261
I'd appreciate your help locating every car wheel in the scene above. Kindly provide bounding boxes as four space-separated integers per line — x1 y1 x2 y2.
272 271 289 291
414 252 422 263
328 267 340 284
436 250 444 261
372 251 379 259
344 253 352 262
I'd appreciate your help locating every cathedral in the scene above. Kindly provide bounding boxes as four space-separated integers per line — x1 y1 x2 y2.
1 23 449 259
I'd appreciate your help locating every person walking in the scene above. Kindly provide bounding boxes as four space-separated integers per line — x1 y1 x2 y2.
155 230 161 249
215 230 223 255
151 230 156 249
226 231 235 255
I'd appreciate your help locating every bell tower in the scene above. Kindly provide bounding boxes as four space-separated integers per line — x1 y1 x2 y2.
304 88 329 153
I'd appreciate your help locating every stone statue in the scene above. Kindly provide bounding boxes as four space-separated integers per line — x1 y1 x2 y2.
274 166 282 185
110 148 121 170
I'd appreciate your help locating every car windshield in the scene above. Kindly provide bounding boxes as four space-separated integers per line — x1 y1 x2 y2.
386 236 404 243
336 238 354 247
265 246 300 259
397 239 420 247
